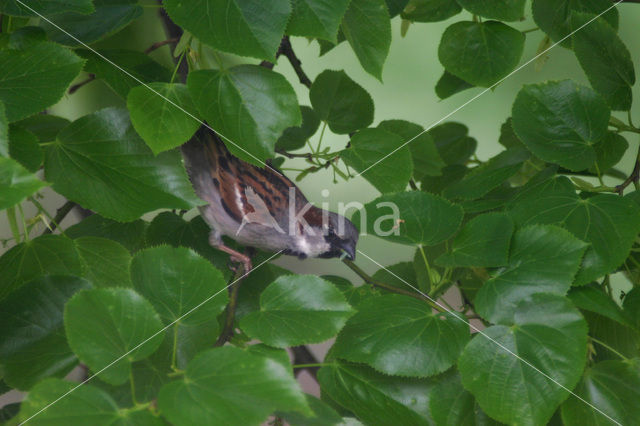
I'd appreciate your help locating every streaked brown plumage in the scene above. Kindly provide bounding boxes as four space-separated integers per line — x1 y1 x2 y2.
181 126 358 270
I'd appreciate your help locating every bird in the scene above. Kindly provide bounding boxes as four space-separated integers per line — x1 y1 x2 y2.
181 126 359 272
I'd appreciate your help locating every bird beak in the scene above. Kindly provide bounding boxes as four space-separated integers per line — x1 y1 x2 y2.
341 240 356 261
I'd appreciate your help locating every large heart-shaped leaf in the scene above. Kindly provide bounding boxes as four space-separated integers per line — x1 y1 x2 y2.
66 214 148 253
14 114 70 143
64 288 164 385
75 236 132 288
318 361 434 425
459 294 588 426
428 122 477 165
508 176 640 284
276 106 320 152
511 80 610 171
456 0 525 21
41 0 142 46
239 275 353 347
158 346 310 425
44 108 199 221
0 157 47 211
188 65 301 165
78 49 172 99
378 119 445 180
286 0 350 42
436 212 513 268
164 0 291 61
532 0 618 43
0 234 83 300
127 83 200 154
353 191 463 246
341 0 391 80
571 12 635 111
333 294 469 377
341 128 413 194
561 360 640 426
0 276 90 390
309 70 373 135
0 42 84 122
474 225 588 324
131 246 228 327
438 21 524 87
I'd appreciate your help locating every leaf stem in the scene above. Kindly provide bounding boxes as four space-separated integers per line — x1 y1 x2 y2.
342 259 445 312
42 200 76 235
170 50 186 84
590 336 629 361
214 266 246 346
292 363 334 369
6 207 21 244
521 27 540 34
17 203 28 242
129 369 138 405
418 245 433 291
171 322 179 370
316 121 327 153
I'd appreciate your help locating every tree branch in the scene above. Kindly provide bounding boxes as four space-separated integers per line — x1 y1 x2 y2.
291 346 319 379
42 201 76 235
144 37 179 54
68 74 95 94
615 145 640 194
214 266 246 346
279 36 312 88
342 259 445 312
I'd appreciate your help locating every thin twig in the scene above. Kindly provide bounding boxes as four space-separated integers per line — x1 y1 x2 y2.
68 74 95 94
342 259 445 312
260 60 275 70
615 145 640 194
291 346 320 379
144 37 179 54
42 201 76 235
214 266 246 346
279 36 312 88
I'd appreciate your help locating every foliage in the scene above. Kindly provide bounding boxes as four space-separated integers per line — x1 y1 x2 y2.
0 1 639 425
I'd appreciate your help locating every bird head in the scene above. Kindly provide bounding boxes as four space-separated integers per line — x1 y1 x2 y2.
319 211 359 260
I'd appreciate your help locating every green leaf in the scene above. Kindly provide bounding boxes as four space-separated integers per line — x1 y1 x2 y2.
436 212 513 268
318 361 434 425
276 106 320 152
0 276 90 390
144 212 232 279
14 114 70 143
0 0 94 16
8 125 43 172
66 214 147 253
75 236 132 288
568 285 630 326
401 0 462 22
0 101 7 156
591 132 628 174
438 21 524 87
333 294 469 377
353 191 463 246
309 70 374 135
421 165 467 195
499 117 523 149
6 26 46 49
386 0 410 17
0 156 47 211
287 0 350 42
64 287 164 385
456 0 525 21
341 128 412 193
164 0 291 61
511 80 610 171
188 65 301 165
158 346 310 425
474 225 588 324
623 287 640 330
429 371 499 426
571 12 636 111
45 108 199 221
561 360 640 426
585 311 639 362
0 42 84 122
508 177 640 284
239 275 353 347
127 83 200 155
0 234 83 300
459 294 588 426
41 0 143 46
435 71 474 100
532 0 618 44
18 378 143 425
442 148 530 200
378 119 446 180
79 49 172 99
428 122 477 165
131 246 228 327
278 394 344 426
341 0 391 80
372 261 419 293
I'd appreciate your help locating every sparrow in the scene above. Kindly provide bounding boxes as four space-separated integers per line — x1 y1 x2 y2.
181 126 359 271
